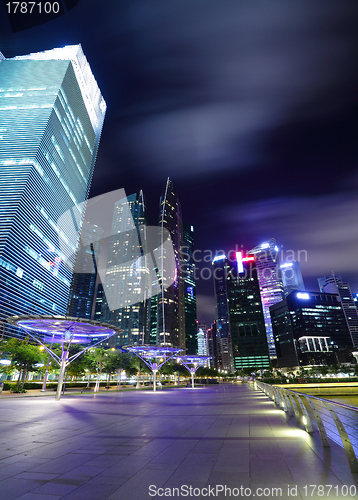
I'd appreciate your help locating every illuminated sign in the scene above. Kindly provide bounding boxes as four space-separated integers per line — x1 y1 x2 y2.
213 254 226 262
236 253 254 273
236 252 244 273
297 292 310 300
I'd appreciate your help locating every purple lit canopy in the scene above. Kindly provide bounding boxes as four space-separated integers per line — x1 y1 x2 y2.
126 345 185 391
7 315 122 401
7 315 119 344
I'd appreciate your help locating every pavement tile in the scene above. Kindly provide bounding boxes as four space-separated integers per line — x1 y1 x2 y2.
0 477 48 500
108 467 173 500
15 493 63 500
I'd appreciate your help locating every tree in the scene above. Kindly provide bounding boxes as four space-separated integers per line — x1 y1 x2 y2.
66 346 88 381
111 351 133 388
131 356 148 388
7 338 45 389
172 362 187 387
196 366 218 378
87 348 108 392
103 350 127 387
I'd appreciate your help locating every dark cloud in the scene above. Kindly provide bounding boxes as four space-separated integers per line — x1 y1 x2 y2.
216 192 358 288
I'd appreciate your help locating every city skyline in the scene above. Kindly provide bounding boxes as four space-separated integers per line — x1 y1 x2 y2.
1 1 357 326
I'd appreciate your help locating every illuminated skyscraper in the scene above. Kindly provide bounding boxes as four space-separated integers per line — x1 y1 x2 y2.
67 222 103 319
249 239 284 359
98 192 150 346
183 223 197 354
196 321 208 354
0 45 106 331
271 291 353 367
227 253 270 370
318 273 358 347
156 178 185 348
207 322 218 369
212 255 234 372
280 261 305 297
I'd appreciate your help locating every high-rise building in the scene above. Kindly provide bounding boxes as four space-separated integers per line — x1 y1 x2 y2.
227 252 270 370
318 273 358 347
280 261 305 297
196 321 210 367
97 192 150 347
0 45 106 332
207 322 218 369
212 255 234 372
270 291 354 367
249 239 284 359
67 222 103 319
183 223 197 354
156 178 185 348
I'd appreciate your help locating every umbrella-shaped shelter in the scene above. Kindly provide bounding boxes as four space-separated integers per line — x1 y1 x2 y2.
7 315 122 400
126 345 185 391
173 355 211 388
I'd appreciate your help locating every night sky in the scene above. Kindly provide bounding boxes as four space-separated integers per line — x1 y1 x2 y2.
1 0 358 324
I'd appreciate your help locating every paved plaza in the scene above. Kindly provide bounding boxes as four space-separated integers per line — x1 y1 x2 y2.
0 384 357 500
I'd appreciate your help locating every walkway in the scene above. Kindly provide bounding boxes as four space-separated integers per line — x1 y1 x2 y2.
0 383 357 499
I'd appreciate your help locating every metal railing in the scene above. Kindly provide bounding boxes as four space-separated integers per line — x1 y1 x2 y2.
255 381 358 474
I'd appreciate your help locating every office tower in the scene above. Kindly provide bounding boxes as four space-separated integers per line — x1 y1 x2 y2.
0 45 106 331
183 223 197 354
156 178 185 348
197 321 208 356
249 239 284 359
67 222 103 319
212 255 234 372
207 322 218 369
270 291 354 367
318 273 358 347
227 252 270 370
280 261 305 297
98 192 150 347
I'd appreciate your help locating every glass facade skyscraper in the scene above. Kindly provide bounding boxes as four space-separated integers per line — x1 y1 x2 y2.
280 261 305 297
249 239 284 359
212 255 234 372
227 253 270 370
0 45 106 332
197 321 208 357
318 273 358 347
97 192 150 347
156 178 185 348
67 222 103 319
270 291 354 367
183 223 197 354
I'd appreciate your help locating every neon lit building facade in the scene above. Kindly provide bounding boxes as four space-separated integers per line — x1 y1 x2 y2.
0 45 106 332
249 239 284 359
227 253 270 370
